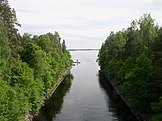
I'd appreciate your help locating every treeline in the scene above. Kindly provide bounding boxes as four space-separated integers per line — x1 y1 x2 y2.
0 0 72 121
98 14 162 121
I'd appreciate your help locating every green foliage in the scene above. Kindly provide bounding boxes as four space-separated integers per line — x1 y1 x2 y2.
0 20 10 63
0 0 72 120
0 80 23 121
152 97 162 113
19 32 72 115
0 0 21 61
151 97 162 121
98 14 162 119
152 114 162 121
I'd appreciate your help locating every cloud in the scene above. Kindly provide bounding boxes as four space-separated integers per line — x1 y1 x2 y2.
8 0 162 48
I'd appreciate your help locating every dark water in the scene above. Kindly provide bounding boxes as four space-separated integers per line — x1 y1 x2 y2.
34 51 138 121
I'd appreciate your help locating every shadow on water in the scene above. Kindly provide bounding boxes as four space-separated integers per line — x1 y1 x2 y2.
98 71 139 121
33 73 74 121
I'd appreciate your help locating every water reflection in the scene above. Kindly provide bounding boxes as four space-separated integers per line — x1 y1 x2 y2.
98 71 138 121
33 73 74 121
34 51 139 121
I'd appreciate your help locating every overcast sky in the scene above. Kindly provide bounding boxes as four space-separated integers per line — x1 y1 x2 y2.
9 0 162 49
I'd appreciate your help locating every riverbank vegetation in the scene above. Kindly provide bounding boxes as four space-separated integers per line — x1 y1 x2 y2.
0 0 72 120
33 73 73 121
98 14 162 121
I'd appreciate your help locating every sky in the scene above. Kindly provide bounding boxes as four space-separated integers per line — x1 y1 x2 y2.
9 0 162 49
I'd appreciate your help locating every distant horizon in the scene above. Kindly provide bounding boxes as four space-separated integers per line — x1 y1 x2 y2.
67 48 99 51
9 0 162 49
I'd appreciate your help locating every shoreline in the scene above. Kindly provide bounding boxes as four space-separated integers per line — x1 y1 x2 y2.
25 67 72 121
46 67 72 99
100 70 145 121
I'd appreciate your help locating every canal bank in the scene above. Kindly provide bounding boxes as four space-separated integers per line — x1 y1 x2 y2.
33 51 139 121
46 67 72 99
100 70 145 121
24 67 72 121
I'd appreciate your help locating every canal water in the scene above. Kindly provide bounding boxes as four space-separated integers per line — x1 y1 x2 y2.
34 51 138 121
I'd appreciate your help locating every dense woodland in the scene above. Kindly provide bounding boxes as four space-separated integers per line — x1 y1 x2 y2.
0 0 72 120
98 14 162 121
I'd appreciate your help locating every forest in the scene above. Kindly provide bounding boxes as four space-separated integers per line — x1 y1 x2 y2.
98 14 162 121
0 0 72 120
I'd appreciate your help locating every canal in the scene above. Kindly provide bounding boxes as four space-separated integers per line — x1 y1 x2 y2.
34 51 138 121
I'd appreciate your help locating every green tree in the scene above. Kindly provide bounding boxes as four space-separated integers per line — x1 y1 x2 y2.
0 0 21 61
0 1 72 120
98 14 162 119
138 14 157 55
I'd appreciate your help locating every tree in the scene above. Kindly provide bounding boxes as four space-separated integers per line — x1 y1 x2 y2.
138 14 157 55
62 39 66 53
151 97 162 121
0 1 72 120
0 20 10 69
0 0 21 61
98 14 162 119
